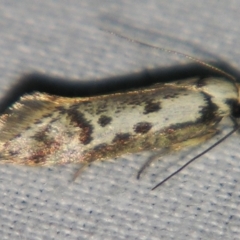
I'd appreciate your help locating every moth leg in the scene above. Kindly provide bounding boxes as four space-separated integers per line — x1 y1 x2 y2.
137 148 170 179
137 129 218 180
72 164 89 181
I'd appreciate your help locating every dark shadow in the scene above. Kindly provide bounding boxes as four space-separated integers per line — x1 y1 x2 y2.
0 61 239 115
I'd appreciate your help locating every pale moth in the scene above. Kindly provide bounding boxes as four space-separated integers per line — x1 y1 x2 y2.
0 34 239 189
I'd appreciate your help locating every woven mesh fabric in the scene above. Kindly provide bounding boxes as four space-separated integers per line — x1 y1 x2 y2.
0 1 240 239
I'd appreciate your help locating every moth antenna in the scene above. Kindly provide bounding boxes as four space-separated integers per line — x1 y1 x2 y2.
152 123 240 190
103 29 235 82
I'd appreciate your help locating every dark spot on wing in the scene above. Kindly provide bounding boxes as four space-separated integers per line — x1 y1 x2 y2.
98 115 112 127
134 122 152 134
127 95 142 106
163 93 179 99
42 112 53 118
34 119 43 124
50 118 58 123
144 100 161 114
93 143 108 152
115 109 121 114
31 126 58 146
112 133 131 143
32 127 49 143
56 106 67 114
96 100 108 115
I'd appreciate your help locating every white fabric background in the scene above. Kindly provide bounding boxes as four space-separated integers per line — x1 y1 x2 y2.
0 1 240 239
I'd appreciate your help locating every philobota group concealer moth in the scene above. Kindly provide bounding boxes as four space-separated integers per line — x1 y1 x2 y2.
0 75 240 187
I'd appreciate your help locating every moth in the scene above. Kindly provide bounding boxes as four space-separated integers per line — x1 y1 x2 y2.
0 34 239 189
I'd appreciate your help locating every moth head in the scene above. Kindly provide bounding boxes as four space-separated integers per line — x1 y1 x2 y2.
228 83 240 119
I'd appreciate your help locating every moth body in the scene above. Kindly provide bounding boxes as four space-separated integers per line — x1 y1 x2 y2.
0 77 239 167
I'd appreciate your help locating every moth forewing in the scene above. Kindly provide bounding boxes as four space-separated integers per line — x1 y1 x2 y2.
0 75 240 183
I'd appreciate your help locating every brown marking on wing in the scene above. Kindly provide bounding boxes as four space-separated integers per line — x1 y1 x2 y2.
28 126 61 165
67 109 93 145
112 133 131 144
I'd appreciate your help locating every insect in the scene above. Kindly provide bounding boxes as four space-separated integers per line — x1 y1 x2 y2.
0 33 239 189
